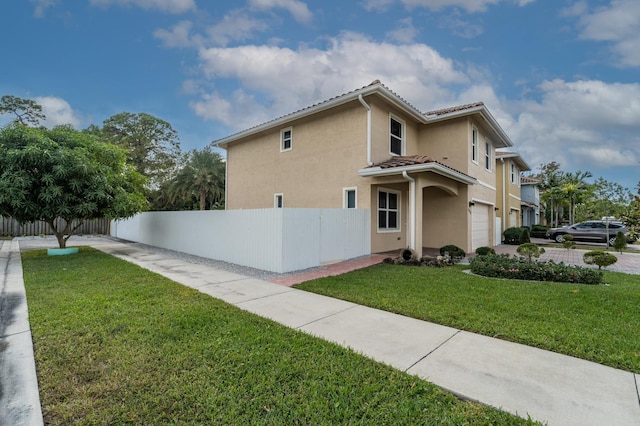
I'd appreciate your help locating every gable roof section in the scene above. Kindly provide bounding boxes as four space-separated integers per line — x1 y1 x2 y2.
495 151 531 172
212 80 514 149
359 155 478 185
521 176 541 185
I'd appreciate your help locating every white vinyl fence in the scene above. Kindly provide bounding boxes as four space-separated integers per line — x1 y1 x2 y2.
111 208 371 273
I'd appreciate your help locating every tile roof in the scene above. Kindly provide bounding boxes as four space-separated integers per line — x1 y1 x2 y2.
369 155 474 181
425 102 485 116
521 176 541 184
375 155 438 169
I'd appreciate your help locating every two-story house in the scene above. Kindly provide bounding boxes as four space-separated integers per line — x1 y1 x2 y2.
495 151 531 236
213 81 515 254
520 176 542 228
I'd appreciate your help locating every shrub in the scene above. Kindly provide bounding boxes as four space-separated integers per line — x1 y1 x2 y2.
561 234 576 250
583 251 618 270
470 254 603 285
503 227 524 245
439 244 465 258
613 231 627 253
519 227 531 244
475 246 496 256
530 224 548 238
516 243 545 262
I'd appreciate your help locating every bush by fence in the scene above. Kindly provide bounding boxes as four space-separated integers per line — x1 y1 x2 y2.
0 217 110 237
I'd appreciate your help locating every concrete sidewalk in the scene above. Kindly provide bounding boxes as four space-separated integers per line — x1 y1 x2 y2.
4 237 640 425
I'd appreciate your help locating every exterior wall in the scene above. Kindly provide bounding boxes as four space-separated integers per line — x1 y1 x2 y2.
416 117 469 173
225 101 369 210
495 157 523 232
368 97 419 165
111 209 370 273
369 181 409 253
422 185 469 251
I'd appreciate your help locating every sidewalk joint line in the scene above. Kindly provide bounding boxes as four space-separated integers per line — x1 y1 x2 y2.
404 330 462 373
295 304 359 329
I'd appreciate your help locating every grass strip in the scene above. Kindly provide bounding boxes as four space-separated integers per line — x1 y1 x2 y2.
22 248 534 425
296 264 640 373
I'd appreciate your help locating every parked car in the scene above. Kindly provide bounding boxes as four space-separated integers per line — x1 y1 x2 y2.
546 220 630 246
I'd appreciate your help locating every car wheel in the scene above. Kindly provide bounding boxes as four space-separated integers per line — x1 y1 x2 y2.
554 234 565 243
608 236 616 246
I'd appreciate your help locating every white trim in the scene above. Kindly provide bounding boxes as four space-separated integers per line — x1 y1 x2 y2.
377 188 401 233
509 193 522 202
274 193 284 208
389 114 405 156
476 180 497 191
343 187 357 209
484 139 491 171
280 127 292 152
359 162 478 185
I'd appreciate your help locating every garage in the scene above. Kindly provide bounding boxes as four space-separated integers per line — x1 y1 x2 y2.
472 203 491 250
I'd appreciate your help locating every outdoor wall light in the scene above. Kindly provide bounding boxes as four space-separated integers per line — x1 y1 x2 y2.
468 201 475 207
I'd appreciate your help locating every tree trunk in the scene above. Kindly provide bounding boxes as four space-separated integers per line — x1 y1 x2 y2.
199 189 206 211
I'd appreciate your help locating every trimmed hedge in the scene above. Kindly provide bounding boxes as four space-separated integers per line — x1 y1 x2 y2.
439 244 465 258
469 254 604 285
475 246 496 256
530 224 548 238
503 227 526 245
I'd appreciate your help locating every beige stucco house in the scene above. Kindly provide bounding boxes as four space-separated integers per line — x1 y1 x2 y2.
213 81 517 254
495 151 531 236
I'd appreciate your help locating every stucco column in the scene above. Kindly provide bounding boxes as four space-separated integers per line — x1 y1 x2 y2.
414 176 425 256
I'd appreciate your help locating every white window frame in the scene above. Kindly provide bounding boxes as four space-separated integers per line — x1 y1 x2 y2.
510 163 519 185
280 127 292 152
377 188 401 232
343 187 357 209
274 193 283 208
389 115 404 156
471 127 478 163
484 139 491 171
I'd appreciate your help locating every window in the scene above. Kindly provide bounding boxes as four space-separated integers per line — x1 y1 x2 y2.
274 193 283 208
472 128 478 162
510 163 519 184
378 189 400 231
280 127 292 151
484 140 491 170
390 116 403 155
344 188 357 209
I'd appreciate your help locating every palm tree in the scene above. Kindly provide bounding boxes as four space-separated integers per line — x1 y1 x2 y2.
168 147 225 210
561 170 592 224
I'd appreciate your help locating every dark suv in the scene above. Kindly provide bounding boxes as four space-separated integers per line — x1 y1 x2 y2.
546 220 629 246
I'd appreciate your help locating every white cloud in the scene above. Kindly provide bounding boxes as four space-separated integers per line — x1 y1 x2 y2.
154 20 198 47
248 0 313 23
89 0 196 14
35 96 82 128
192 32 467 129
205 10 270 46
362 0 532 13
30 0 56 18
574 0 640 67
508 79 640 172
386 17 419 43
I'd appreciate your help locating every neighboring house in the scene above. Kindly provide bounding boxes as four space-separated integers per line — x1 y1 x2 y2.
495 151 531 235
520 176 542 228
213 80 516 254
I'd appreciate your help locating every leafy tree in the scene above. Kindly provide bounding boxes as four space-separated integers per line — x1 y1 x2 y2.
613 231 627 253
583 251 617 270
561 234 576 250
561 170 592 225
534 162 566 227
93 112 182 188
167 147 225 210
0 95 45 127
575 177 632 223
0 124 148 248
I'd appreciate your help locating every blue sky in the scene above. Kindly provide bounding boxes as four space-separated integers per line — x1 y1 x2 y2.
2 0 639 191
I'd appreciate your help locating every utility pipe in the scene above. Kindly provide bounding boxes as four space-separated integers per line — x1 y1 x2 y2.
402 171 416 251
358 94 373 166
501 158 506 232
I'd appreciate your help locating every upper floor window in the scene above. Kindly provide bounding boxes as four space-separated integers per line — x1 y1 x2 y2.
472 127 478 163
280 127 292 152
274 193 283 208
484 140 491 170
344 188 357 208
390 116 404 156
510 163 519 184
378 189 400 231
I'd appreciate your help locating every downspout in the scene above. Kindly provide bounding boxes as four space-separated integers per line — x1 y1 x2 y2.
402 171 416 251
358 94 373 166
500 158 506 234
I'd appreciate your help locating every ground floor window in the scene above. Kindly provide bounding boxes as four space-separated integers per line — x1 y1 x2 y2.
344 188 357 208
378 189 400 231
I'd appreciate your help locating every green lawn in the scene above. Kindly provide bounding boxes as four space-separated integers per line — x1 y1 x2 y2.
22 248 534 425
296 264 640 374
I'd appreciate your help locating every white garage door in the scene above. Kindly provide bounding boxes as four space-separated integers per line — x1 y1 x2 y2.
472 204 490 250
